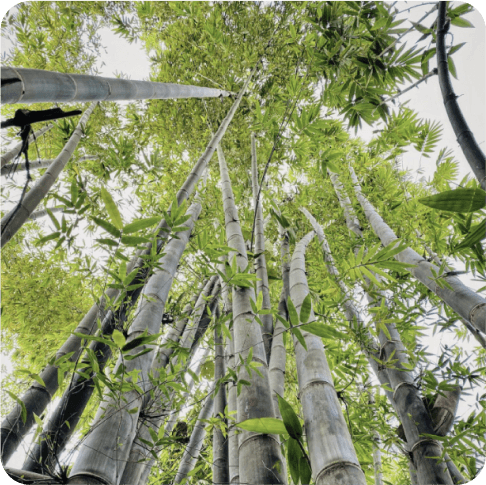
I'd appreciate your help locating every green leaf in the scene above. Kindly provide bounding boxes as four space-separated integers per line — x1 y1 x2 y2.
288 437 303 484
301 322 347 340
299 293 312 324
101 187 123 229
6 391 27 424
121 235 150 246
92 216 121 238
456 217 486 249
299 454 312 484
418 188 486 212
95 238 119 247
112 329 126 348
277 394 302 439
287 297 299 326
123 217 161 234
448 56 458 79
292 327 307 351
450 16 473 28
236 417 288 435
121 333 159 352
36 232 61 245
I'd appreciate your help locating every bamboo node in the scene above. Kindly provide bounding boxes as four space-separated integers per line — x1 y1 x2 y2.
392 381 416 401
410 438 442 454
469 303 486 326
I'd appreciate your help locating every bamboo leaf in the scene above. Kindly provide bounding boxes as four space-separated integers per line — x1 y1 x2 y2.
236 417 288 435
123 217 161 234
292 327 307 351
101 187 124 229
418 188 486 212
299 293 312 324
288 437 303 484
277 394 302 440
299 454 312 485
121 235 150 246
287 297 299 327
92 216 121 238
301 322 347 340
450 16 473 28
456 217 486 249
122 333 159 352
36 232 61 245
112 329 126 348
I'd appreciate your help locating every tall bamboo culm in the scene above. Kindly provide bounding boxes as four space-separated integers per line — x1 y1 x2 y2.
289 231 366 485
217 143 286 484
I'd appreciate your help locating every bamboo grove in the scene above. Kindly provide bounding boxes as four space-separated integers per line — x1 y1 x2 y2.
1 2 485 484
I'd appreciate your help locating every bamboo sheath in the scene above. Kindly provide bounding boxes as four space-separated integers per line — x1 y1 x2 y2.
121 281 218 485
0 124 52 168
1 66 233 105
1 102 97 248
9 72 252 466
290 231 366 485
251 133 273 363
213 307 230 485
436 4 486 190
173 387 215 484
217 143 286 484
68 202 201 485
349 166 486 334
2 155 97 176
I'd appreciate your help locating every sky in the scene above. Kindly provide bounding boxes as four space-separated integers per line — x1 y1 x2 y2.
1 1 486 483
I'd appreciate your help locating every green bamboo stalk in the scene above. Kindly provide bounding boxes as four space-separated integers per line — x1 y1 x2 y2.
349 166 486 334
290 231 366 485
436 3 486 190
1 102 97 247
68 202 201 485
1 67 233 105
0 124 52 168
217 143 286 484
251 133 273 363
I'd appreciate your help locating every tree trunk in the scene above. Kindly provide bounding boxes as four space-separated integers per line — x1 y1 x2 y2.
217 143 286 484
436 3 486 190
1 124 52 168
1 67 234 105
213 309 229 485
349 166 486 334
251 133 273 363
290 231 366 485
2 155 96 176
1 102 97 247
67 202 201 485
173 388 215 484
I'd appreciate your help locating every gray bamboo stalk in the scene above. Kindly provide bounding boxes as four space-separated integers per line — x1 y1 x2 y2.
368 390 384 485
436 3 486 190
290 231 366 485
1 124 52 168
28 207 63 221
1 102 97 247
213 308 229 485
4 467 59 484
1 287 117 465
217 143 286 484
68 202 201 485
251 133 273 363
122 281 218 485
1 67 234 105
218 261 240 485
173 387 215 484
2 156 97 176
349 166 486 333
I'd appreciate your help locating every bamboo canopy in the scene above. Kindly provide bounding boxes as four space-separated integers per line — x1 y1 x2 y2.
1 67 234 105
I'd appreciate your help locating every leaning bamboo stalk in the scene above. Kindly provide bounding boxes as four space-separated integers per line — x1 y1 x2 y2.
251 133 273 363
213 306 229 485
121 282 218 485
173 387 215 484
1 102 97 247
1 67 233 105
290 231 366 485
217 143 285 484
349 165 486 333
68 202 201 485
436 3 486 190
2 156 97 176
1 124 52 168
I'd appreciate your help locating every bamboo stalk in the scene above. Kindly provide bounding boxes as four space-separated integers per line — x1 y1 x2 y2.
1 67 234 105
436 3 486 190
2 156 97 176
68 202 201 485
1 124 52 168
1 102 97 247
290 231 366 485
251 133 273 363
217 143 286 484
28 207 63 221
349 166 486 334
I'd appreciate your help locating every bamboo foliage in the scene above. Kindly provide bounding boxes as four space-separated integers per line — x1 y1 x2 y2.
1 102 97 248
2 156 97 176
349 166 486 334
1 67 234 105
251 133 273 363
217 143 286 484
68 201 202 485
289 231 366 485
